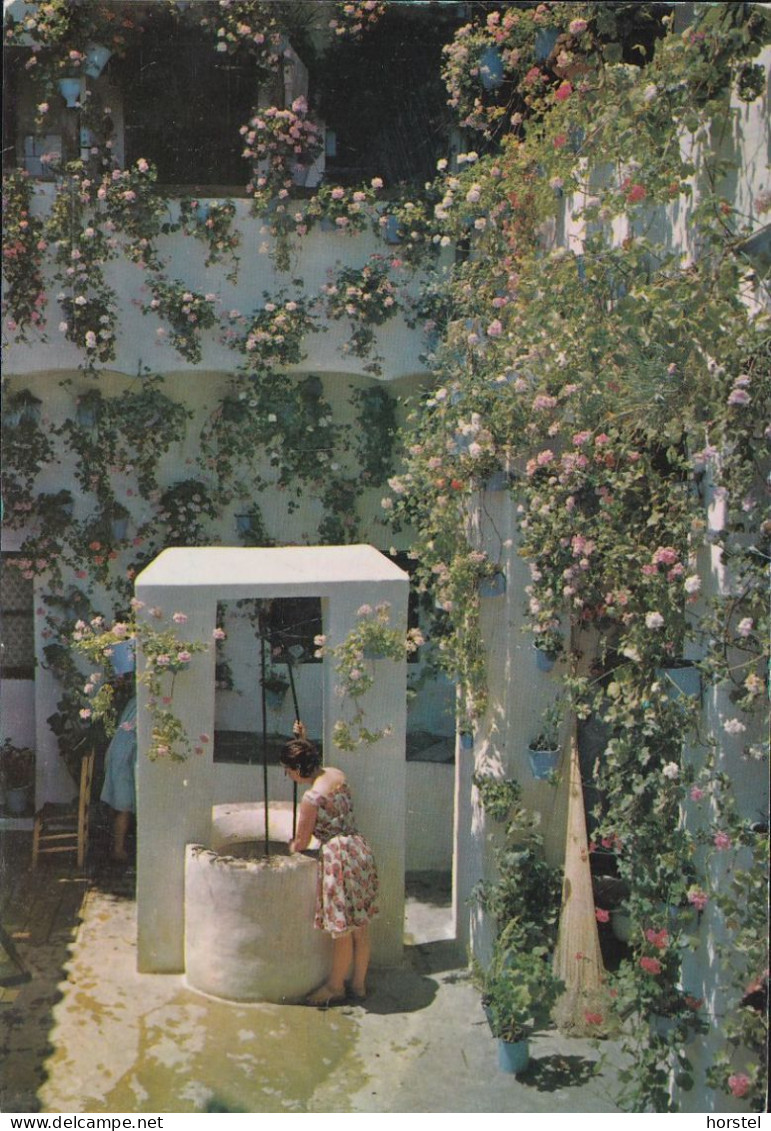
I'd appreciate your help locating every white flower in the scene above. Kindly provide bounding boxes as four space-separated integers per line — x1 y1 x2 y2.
723 717 746 735
737 617 753 637
662 762 680 780
645 611 665 629
684 575 701 594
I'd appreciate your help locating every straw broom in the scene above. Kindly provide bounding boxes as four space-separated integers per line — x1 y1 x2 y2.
552 721 613 1035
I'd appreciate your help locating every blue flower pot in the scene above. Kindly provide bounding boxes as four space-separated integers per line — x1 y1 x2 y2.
528 747 560 780
533 645 557 672
263 686 288 711
655 663 701 701
497 1037 529 1075
479 572 506 598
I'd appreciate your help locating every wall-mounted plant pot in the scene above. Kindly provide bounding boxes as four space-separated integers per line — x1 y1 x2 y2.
263 686 289 711
5 785 32 816
534 27 559 62
497 1037 529 1075
528 746 559 780
483 469 511 492
111 516 129 541
382 214 402 245
459 731 474 751
479 44 504 91
235 514 255 536
656 662 701 701
58 77 83 108
110 639 136 676
6 391 42 427
480 572 506 598
648 1013 677 1040
533 645 557 672
76 395 100 428
611 909 633 943
84 42 112 78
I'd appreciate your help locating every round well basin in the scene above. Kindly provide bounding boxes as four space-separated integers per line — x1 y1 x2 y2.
185 801 331 1002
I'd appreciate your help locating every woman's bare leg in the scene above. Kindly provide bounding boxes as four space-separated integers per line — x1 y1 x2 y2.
305 933 352 1003
113 810 132 861
350 923 371 998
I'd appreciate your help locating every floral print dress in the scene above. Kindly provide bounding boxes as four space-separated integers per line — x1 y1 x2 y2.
304 783 379 935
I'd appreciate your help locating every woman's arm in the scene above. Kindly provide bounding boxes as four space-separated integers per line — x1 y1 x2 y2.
289 798 318 853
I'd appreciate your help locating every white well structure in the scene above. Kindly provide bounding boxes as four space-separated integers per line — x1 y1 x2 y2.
134 545 409 995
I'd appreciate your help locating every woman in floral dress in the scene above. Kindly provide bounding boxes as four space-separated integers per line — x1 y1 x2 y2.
281 723 379 1006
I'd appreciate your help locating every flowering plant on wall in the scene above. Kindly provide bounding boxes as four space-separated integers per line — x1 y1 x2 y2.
2 169 48 340
46 165 119 366
322 255 400 374
158 479 217 546
98 159 169 268
0 387 55 527
316 602 421 751
142 277 219 364
242 97 324 215
223 289 319 375
305 179 383 235
328 1 387 39
178 198 241 282
71 606 214 762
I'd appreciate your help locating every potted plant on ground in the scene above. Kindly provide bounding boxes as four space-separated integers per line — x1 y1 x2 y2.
482 933 563 1074
0 740 36 815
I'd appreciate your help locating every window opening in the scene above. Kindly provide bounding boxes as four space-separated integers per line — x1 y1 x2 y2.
0 555 35 680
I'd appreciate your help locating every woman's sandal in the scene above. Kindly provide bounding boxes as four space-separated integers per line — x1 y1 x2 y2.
304 985 346 1008
346 986 367 1004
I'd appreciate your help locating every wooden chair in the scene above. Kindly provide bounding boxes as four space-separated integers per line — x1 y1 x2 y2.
31 749 96 870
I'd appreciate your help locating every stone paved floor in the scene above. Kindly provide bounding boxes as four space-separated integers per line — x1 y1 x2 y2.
1 830 624 1114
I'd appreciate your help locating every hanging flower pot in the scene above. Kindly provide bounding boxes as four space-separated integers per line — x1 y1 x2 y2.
111 513 130 541
84 43 112 78
5 784 32 816
533 643 557 672
480 44 505 91
611 908 633 943
483 468 511 492
527 745 560 780
235 514 255 536
655 662 701 701
648 1013 678 1040
459 730 474 751
110 639 136 676
58 77 83 108
76 392 102 429
6 390 42 427
479 571 506 598
261 678 289 712
382 214 402 245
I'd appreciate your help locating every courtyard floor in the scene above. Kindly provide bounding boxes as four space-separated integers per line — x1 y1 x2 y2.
1 828 624 1115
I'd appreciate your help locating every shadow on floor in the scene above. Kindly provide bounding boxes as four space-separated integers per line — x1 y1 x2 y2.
0 827 137 1111
519 1052 601 1092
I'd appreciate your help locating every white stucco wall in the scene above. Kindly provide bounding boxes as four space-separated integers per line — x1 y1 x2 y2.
1 192 427 382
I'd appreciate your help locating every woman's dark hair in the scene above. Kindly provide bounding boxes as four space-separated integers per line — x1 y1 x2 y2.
280 737 321 779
